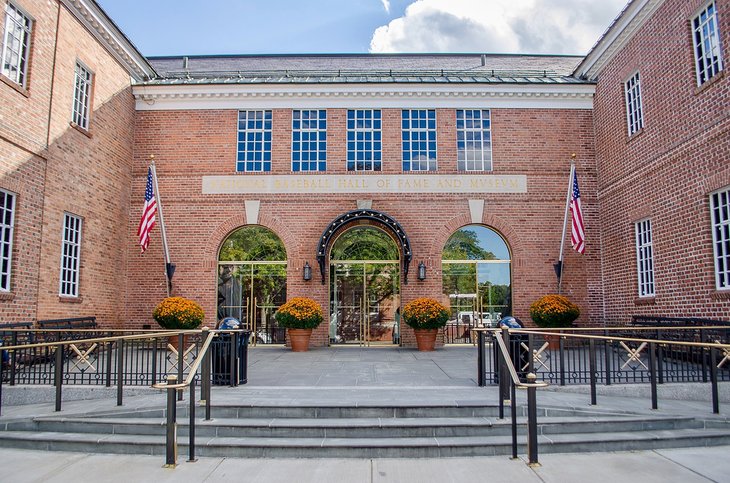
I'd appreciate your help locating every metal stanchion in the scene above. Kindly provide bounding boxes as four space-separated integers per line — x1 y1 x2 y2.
55 344 63 412
710 347 719 414
589 338 597 405
165 375 178 468
510 379 517 460
526 372 539 467
117 339 124 406
177 334 184 401
188 378 197 462
477 331 485 387
649 342 658 410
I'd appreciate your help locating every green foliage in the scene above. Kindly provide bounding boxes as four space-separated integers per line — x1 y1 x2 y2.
442 229 496 261
219 226 286 262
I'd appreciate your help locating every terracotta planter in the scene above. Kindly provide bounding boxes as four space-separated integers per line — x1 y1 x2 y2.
414 328 439 352
288 328 313 352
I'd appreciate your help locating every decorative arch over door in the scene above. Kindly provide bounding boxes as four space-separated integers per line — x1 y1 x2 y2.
316 209 413 284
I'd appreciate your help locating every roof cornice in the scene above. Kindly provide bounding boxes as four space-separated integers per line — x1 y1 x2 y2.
133 83 595 111
60 0 156 81
574 0 666 81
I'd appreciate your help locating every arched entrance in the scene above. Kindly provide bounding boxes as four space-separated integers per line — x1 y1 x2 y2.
442 225 512 344
217 226 287 345
329 226 401 346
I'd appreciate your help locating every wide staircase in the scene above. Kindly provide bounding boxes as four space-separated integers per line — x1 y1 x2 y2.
1 399 729 458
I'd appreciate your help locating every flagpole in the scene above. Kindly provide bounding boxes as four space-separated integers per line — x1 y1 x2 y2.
149 155 172 297
556 155 576 294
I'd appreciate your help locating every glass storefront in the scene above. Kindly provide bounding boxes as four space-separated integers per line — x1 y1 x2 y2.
218 226 287 345
442 225 511 344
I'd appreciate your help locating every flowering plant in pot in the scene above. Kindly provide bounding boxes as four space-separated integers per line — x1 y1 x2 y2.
402 297 450 351
529 294 580 349
153 296 205 350
274 297 323 352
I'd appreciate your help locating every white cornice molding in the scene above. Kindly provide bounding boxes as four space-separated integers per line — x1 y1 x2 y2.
575 0 666 81
133 83 595 110
60 0 156 81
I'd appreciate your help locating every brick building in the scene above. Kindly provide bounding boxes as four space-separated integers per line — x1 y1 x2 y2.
0 0 727 347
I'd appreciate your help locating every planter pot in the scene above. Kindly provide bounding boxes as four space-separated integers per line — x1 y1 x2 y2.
413 328 439 352
288 328 313 352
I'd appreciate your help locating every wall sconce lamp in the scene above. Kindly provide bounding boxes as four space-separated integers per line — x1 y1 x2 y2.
417 261 426 281
303 262 312 281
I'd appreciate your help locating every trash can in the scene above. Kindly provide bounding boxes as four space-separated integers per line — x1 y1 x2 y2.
493 316 529 383
212 317 250 386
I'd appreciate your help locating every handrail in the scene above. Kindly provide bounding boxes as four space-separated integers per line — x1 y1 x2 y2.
0 330 196 351
492 333 548 389
152 328 217 390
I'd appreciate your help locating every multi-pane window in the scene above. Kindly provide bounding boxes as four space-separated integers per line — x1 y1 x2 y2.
692 1 724 86
72 62 93 130
237 110 272 172
59 213 82 297
0 190 16 292
711 187 730 290
635 219 655 297
624 72 644 136
1 2 32 87
292 110 326 172
402 109 437 171
347 109 382 171
457 109 492 171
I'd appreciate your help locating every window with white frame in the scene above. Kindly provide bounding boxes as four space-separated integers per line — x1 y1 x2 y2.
347 109 382 171
59 213 82 297
457 109 492 171
292 110 326 172
402 109 437 171
72 62 93 130
1 2 32 87
711 187 730 290
0 189 16 292
624 72 644 136
635 219 655 297
237 110 272 172
692 1 724 86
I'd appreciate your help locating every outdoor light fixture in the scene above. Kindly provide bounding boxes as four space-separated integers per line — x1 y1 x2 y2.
303 262 312 281
417 261 426 281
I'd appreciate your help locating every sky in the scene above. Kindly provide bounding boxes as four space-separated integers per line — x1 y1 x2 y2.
97 0 629 57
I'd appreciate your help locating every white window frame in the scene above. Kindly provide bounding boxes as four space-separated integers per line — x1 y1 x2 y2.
291 109 327 172
72 61 93 130
402 109 438 172
710 186 730 290
456 109 492 171
59 213 82 298
624 72 644 136
635 218 655 297
0 189 16 292
1 2 32 87
692 1 724 86
236 110 272 172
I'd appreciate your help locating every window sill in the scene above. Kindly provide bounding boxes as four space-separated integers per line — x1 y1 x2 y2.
694 70 725 95
634 296 656 305
710 290 730 301
59 296 83 304
70 122 92 138
0 291 15 301
626 127 644 143
0 74 29 97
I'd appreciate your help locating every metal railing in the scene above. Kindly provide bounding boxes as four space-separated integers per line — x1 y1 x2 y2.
475 327 730 414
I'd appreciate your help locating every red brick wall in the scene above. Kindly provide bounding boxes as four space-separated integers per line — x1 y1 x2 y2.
129 107 599 345
593 0 730 323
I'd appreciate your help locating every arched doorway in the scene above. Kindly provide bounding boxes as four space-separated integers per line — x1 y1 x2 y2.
442 225 512 344
330 226 401 346
217 226 287 345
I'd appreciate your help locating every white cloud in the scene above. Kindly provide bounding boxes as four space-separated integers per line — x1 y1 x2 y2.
369 0 628 54
381 0 391 14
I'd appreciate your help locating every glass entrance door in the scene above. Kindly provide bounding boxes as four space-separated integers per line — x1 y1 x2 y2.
331 262 400 345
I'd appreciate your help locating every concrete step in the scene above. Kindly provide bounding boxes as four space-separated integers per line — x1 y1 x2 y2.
1 427 729 458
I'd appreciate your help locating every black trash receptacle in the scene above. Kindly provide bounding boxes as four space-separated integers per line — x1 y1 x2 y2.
212 318 250 386
493 317 528 383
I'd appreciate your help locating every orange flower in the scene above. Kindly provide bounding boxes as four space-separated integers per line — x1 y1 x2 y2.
275 297 323 329
529 294 580 328
402 297 450 329
153 297 204 330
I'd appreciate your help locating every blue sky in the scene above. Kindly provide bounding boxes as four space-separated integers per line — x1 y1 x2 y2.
98 0 627 57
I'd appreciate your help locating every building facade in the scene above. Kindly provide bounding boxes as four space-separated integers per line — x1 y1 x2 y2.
0 0 727 347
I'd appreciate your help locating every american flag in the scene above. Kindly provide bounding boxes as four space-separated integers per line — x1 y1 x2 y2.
570 169 585 254
137 167 157 253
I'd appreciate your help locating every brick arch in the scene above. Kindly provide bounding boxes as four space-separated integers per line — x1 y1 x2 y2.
427 212 524 263
205 212 295 265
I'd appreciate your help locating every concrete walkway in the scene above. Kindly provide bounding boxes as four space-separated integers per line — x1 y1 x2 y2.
1 345 729 482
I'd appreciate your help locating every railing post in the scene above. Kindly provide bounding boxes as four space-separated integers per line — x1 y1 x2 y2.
477 330 485 387
0 358 4 416
497 333 505 420
229 331 237 387
558 333 566 386
105 332 113 387
710 347 720 414
500 327 510 405
151 336 158 386
648 342 658 410
604 330 611 386
203 336 212 421
589 338 597 405
656 329 664 385
177 333 184 401
188 377 197 462
165 375 178 468
700 330 708 383
528 333 535 374
510 378 517 460
526 372 539 467
117 339 124 406
55 343 63 412
9 331 17 386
